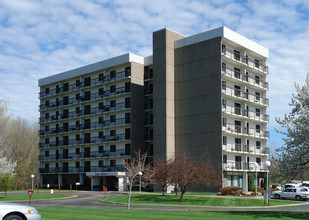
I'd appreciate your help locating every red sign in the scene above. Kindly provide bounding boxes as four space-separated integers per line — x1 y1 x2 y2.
28 190 34 199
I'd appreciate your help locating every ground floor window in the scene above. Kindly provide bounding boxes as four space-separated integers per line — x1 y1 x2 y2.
227 175 243 188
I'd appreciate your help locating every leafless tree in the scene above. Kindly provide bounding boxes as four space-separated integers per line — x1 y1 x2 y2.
123 150 152 209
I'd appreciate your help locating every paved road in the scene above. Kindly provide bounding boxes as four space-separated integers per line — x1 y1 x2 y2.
13 191 309 212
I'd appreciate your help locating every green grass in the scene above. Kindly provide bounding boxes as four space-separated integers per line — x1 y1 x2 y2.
104 194 299 207
36 207 309 220
0 192 71 201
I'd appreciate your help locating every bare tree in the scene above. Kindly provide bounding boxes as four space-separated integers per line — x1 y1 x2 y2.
123 151 152 209
170 153 220 202
151 157 173 198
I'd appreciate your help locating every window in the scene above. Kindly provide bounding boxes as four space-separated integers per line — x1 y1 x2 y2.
234 103 241 115
223 155 227 163
125 82 131 92
63 83 69 92
110 100 116 108
125 144 130 155
45 151 49 156
256 108 260 117
125 128 130 139
63 109 69 118
125 67 131 76
256 141 261 149
76 80 81 87
245 55 248 64
223 136 227 145
110 115 116 122
98 146 104 153
99 117 104 124
56 85 60 93
99 73 104 81
222 63 226 72
45 87 50 94
222 118 227 127
256 158 261 165
110 130 116 137
234 67 240 79
245 72 249 82
222 81 226 90
256 125 261 133
63 96 69 105
76 162 80 168
222 44 226 53
234 85 241 97
45 163 49 169
84 133 91 143
76 148 80 154
255 92 260 101
84 91 91 101
110 85 116 93
63 136 69 145
45 113 50 119
84 105 90 115
235 120 241 133
99 102 104 109
255 59 260 68
45 125 49 132
99 160 104 167
125 112 131 123
45 100 50 107
255 75 260 84
110 145 116 152
110 160 116 167
63 122 68 131
110 70 116 78
125 97 130 108
45 138 49 144
84 77 91 87
235 138 241 151
99 88 105 96
234 50 240 61
84 119 90 129
76 120 80 128
76 134 80 141
99 131 104 138
222 99 226 108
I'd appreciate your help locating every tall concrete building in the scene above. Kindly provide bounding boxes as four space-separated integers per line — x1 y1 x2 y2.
38 27 269 192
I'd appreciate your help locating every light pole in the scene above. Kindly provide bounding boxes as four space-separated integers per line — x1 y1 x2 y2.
265 161 271 205
138 171 142 194
31 174 35 191
254 162 259 195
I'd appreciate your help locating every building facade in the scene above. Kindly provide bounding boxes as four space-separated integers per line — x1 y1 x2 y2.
38 27 269 192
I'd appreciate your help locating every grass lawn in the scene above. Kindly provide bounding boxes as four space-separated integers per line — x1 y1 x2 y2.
0 192 71 201
104 194 299 207
36 207 309 220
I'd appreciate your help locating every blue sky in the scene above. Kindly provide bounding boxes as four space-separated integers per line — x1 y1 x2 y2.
1 0 309 151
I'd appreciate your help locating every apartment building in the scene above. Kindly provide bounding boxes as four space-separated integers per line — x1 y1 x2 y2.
38 26 269 192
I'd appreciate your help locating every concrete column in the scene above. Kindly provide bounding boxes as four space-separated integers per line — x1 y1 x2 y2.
243 172 248 192
40 174 43 185
79 173 84 185
58 174 62 185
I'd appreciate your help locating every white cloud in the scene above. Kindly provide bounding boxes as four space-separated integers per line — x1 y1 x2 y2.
0 0 309 145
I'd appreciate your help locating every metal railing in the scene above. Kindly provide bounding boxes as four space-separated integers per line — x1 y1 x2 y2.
222 47 268 73
222 124 269 138
39 70 130 98
39 165 126 174
222 104 269 122
223 162 268 171
222 143 269 155
222 85 269 106
222 65 268 90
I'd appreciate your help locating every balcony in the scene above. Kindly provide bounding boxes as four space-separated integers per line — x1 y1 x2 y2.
222 65 268 90
222 104 269 122
222 85 268 106
39 86 130 111
39 102 130 124
39 165 126 174
222 143 269 155
39 133 130 149
222 124 268 139
222 47 268 74
223 162 268 172
39 70 130 99
39 149 130 162
39 118 130 136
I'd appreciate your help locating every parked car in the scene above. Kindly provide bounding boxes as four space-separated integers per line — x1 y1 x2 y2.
0 203 41 220
302 183 309 187
271 183 282 190
284 182 302 188
272 187 309 201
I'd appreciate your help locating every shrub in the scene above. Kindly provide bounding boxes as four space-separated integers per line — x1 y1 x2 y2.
248 174 254 191
219 186 240 195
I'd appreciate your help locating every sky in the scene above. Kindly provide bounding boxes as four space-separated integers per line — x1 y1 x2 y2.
1 0 309 150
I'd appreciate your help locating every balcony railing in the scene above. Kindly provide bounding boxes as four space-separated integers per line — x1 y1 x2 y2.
222 144 269 155
222 104 269 122
222 65 268 90
144 134 153 141
39 165 126 174
39 133 130 149
39 70 130 99
39 86 130 111
223 162 268 172
222 124 269 139
222 47 268 73
222 85 269 106
39 102 130 124
39 118 129 136
39 149 130 161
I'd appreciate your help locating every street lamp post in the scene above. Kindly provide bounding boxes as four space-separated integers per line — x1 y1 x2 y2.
31 174 35 191
138 171 142 194
265 161 271 205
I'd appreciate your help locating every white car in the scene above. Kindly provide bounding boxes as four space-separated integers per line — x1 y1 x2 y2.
0 203 41 220
272 187 309 201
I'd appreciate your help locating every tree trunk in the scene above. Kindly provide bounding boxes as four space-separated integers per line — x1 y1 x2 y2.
127 180 133 210
175 185 178 197
162 186 166 198
179 190 186 202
